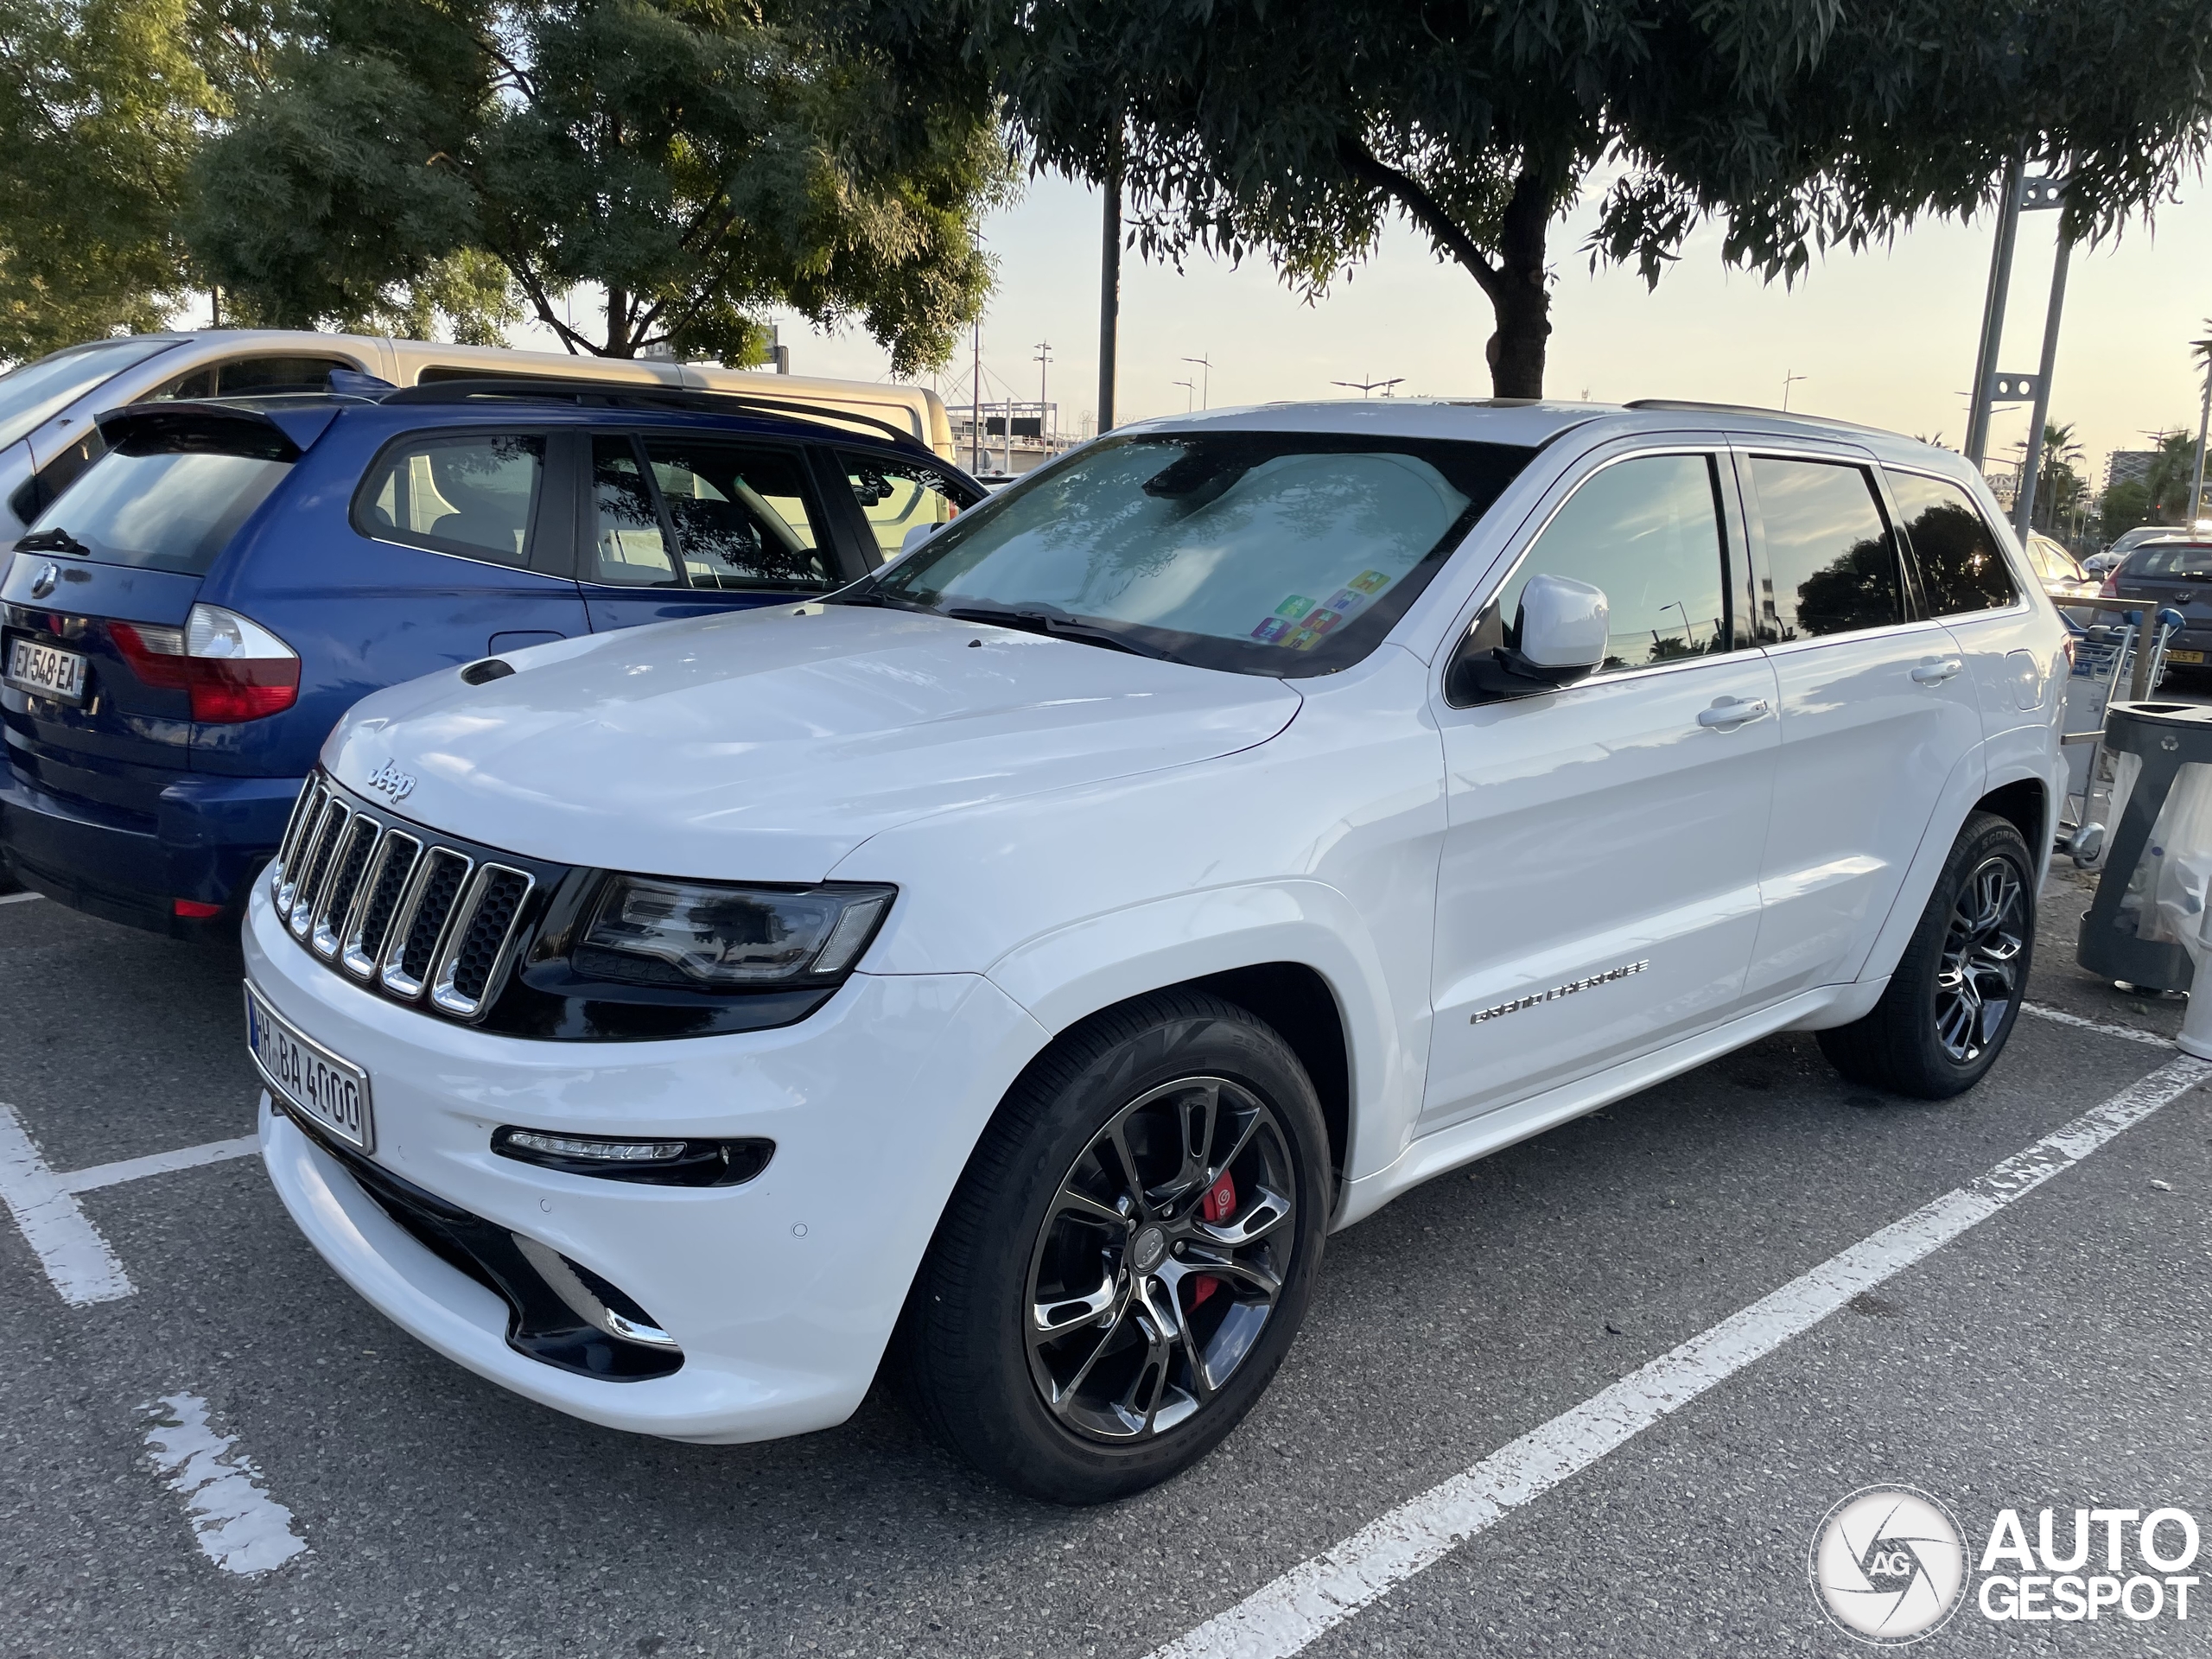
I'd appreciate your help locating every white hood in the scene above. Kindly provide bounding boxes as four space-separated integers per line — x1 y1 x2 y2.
324 602 1302 882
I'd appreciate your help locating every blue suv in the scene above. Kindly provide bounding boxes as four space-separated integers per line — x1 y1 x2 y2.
0 379 982 937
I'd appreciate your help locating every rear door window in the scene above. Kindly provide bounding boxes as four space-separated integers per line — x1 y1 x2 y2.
840 450 969 558
1746 457 1904 639
1886 471 2018 615
144 354 359 402
356 434 544 568
640 437 836 591
23 445 289 575
589 436 677 586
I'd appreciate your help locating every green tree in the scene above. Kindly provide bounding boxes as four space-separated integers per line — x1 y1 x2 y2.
0 0 215 361
191 0 1013 371
2145 429 2201 524
2027 421 2084 533
876 0 2212 396
2098 475 2152 542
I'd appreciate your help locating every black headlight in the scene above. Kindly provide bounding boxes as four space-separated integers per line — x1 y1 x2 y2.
578 877 896 988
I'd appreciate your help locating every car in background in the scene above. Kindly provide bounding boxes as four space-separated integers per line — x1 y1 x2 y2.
2086 523 2201 579
2023 532 2098 621
0 379 981 936
2102 537 2212 676
0 330 960 545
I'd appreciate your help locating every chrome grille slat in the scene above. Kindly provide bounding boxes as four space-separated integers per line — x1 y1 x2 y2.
429 865 534 1018
284 772 539 1023
270 779 321 894
271 781 327 909
312 816 382 957
378 847 474 1000
286 800 351 937
342 831 420 978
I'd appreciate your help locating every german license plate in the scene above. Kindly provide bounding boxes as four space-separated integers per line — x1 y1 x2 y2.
245 982 374 1151
5 635 87 702
2167 649 2204 665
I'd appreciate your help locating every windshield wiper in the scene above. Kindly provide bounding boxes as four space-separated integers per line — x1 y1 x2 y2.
944 603 1173 660
16 526 87 556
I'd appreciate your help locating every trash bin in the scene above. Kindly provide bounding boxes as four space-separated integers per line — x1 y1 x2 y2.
2075 699 2212 998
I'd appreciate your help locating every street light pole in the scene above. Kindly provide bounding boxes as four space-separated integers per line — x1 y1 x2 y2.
1965 145 2028 469
2012 232 2072 543
1180 355 1211 410
969 321 982 474
1035 341 1053 448
1782 369 1807 412
2189 358 2211 528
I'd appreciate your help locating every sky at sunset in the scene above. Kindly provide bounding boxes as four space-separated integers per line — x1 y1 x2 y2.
696 169 2212 494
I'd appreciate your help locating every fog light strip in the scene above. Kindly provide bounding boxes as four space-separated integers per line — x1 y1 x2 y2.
1147 1055 2212 1659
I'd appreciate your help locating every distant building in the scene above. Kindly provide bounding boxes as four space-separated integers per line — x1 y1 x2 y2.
2106 450 2156 491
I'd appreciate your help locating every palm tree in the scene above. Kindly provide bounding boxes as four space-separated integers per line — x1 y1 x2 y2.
2187 320 2212 526
2035 422 2084 533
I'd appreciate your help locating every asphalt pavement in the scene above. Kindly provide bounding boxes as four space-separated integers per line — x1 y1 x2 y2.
0 858 2206 1658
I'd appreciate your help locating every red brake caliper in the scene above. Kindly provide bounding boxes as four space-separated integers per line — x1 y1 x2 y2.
1189 1169 1236 1309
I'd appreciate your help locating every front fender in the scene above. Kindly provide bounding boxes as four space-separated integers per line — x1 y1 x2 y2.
983 880 1421 1192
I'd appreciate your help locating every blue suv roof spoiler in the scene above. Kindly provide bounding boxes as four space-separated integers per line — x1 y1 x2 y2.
383 376 932 454
94 399 337 460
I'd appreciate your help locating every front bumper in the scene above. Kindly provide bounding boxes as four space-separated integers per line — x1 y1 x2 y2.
0 760 299 935
247 880 1051 1443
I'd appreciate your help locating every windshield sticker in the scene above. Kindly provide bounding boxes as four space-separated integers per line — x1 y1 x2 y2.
1285 626 1323 650
1304 609 1344 635
1250 616 1290 643
1274 594 1315 620
1347 569 1392 595
1324 588 1365 614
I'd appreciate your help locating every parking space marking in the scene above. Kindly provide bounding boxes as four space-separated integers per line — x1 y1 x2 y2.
55 1135 259 1194
0 1110 260 1305
143 1393 309 1576
0 1105 134 1305
2022 1001 2176 1048
0 889 43 906
1148 1054 2212 1659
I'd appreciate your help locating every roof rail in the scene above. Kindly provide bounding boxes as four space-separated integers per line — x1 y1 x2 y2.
382 376 928 452
1623 398 1898 440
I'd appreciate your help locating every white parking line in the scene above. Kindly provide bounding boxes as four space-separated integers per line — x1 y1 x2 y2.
0 1108 259 1305
0 889 43 906
2021 1001 2176 1048
143 1393 308 1575
0 1105 133 1305
1147 1054 2212 1659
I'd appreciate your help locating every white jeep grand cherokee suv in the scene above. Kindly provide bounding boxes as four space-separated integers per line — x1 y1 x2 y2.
245 400 2065 1503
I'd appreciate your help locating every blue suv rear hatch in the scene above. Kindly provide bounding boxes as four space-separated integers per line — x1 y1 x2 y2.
1 402 323 925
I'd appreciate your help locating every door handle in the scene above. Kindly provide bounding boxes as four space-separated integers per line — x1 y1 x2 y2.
1911 658 1965 685
1697 697 1771 729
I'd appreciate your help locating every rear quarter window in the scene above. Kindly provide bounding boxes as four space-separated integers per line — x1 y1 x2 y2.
1885 470 2018 616
354 433 544 568
22 445 289 575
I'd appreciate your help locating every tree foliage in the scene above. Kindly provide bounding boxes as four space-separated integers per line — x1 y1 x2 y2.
191 0 1014 370
872 0 2212 397
0 0 216 361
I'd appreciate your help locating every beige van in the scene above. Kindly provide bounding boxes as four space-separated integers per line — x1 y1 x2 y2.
0 329 956 542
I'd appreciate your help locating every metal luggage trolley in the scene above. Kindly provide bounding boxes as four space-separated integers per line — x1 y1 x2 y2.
2062 601 2184 860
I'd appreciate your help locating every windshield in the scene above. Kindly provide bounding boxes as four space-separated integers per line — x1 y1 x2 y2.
0 337 175 451
23 443 290 575
858 431 1534 674
2129 542 2212 581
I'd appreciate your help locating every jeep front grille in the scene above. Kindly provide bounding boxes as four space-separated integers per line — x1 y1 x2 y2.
268 773 544 1025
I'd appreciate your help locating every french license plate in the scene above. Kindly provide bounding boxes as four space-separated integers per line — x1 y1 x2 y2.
2167 649 2204 665
5 635 87 703
245 982 374 1151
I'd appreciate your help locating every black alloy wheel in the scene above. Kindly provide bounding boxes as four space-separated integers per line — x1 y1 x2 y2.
898 990 1330 1503
1025 1075 1297 1441
1817 810 2037 1098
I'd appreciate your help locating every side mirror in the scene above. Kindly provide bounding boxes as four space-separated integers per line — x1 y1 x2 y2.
1448 574 1609 703
895 522 939 559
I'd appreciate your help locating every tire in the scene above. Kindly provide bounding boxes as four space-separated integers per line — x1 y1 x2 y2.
1816 811 2035 1098
896 989 1331 1503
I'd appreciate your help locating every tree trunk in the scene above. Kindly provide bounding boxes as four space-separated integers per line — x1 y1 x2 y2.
1486 167 1552 399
